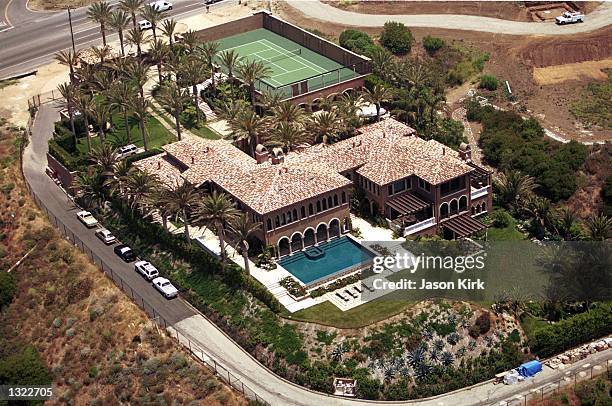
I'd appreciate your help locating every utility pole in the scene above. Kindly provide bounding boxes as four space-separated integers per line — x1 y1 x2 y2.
67 7 76 54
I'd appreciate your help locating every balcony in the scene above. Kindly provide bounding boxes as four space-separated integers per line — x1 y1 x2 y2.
403 217 436 236
470 185 489 200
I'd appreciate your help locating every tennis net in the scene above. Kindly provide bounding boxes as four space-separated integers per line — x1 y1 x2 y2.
264 48 302 64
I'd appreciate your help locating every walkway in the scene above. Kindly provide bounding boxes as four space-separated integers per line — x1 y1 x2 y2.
286 1 612 35
24 102 612 406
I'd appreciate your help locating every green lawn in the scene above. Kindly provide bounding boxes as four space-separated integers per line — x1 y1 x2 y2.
520 313 548 340
487 222 527 241
287 299 414 328
75 113 174 155
152 104 220 140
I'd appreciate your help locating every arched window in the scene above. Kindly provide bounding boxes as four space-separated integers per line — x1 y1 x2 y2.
333 195 338 206
292 209 298 221
316 201 321 212
471 206 475 216
282 213 286 225
341 192 346 204
322 199 328 210
328 196 333 208
287 211 292 222
275 216 280 227
309 203 314 215
481 202 487 212
440 203 449 219
450 199 458 215
459 196 468 212
267 219 272 230
301 206 306 218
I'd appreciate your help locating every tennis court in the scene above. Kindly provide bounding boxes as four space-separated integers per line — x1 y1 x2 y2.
216 28 360 98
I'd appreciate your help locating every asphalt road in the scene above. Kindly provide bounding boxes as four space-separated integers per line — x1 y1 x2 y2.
0 0 229 79
286 0 612 35
25 104 612 406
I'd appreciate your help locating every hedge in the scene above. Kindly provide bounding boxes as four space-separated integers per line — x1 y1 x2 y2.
48 138 86 172
529 304 612 358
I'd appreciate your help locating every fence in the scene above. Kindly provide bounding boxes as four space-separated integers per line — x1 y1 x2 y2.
20 110 269 405
494 359 611 406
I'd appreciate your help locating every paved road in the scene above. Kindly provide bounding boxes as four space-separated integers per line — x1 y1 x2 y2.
286 0 612 35
25 103 612 405
0 0 230 79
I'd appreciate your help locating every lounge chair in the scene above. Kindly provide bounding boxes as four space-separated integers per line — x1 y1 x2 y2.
335 292 348 302
361 282 374 292
345 289 357 299
353 285 362 293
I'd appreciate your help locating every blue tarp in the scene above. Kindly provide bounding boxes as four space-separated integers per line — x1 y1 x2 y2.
518 360 542 377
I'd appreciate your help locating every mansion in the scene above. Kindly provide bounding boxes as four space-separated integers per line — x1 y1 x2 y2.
136 118 491 258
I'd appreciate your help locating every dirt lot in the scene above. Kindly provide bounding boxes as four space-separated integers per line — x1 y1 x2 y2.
27 0 96 11
323 1 601 21
533 59 612 85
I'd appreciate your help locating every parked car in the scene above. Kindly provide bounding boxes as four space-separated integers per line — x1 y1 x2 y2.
116 144 138 159
134 260 160 281
138 20 153 30
152 277 178 299
114 244 136 262
205 0 222 4
150 0 172 11
555 11 585 24
95 228 116 245
76 210 98 228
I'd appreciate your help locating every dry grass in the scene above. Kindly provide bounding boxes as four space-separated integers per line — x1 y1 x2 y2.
0 118 247 405
533 59 612 85
27 0 97 11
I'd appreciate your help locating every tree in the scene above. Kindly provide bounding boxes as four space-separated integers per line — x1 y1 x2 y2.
218 49 242 80
229 109 267 157
523 195 556 239
585 213 611 241
74 91 95 153
379 21 413 55
237 60 272 107
90 142 118 178
129 96 151 151
556 207 581 240
479 74 499 91
124 59 149 99
140 4 165 42
89 44 112 65
423 35 445 55
229 213 260 276
124 169 159 211
87 1 113 46
109 9 131 56
256 91 284 114
308 111 340 144
126 27 145 58
269 122 306 152
105 159 132 197
54 49 81 82
180 56 208 125
0 272 16 309
164 180 200 242
149 39 170 85
271 101 304 124
158 83 190 140
108 82 135 143
56 82 78 143
196 190 239 264
160 18 178 46
0 345 51 386
74 171 108 209
369 47 394 81
335 92 361 135
494 170 537 211
120 0 146 29
91 98 109 144
363 84 393 121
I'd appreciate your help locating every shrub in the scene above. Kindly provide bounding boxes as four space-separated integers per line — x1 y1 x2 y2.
423 35 445 55
339 29 381 57
0 271 16 308
476 312 491 335
379 21 413 55
0 345 52 385
479 74 499 91
279 276 306 298
491 210 512 228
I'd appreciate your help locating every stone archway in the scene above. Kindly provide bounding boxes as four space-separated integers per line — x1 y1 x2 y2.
303 228 315 247
459 196 468 212
450 199 458 216
329 218 340 238
278 237 290 257
440 202 449 219
290 232 303 253
316 223 328 243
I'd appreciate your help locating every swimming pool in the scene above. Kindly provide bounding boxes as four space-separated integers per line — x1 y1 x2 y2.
279 237 375 286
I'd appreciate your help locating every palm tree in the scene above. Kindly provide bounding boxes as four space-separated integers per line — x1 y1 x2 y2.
271 101 304 124
424 89 446 131
335 92 361 134
217 99 250 123
75 171 108 209
585 213 611 241
90 44 112 65
495 170 537 211
126 27 145 58
91 99 109 144
256 90 283 114
54 49 81 82
181 56 208 125
199 41 220 89
269 122 306 152
237 60 271 108
309 110 340 144
105 159 132 197
218 49 242 80
229 109 267 156
158 83 190 140
369 47 394 81
120 0 146 29
74 91 95 153
129 96 151 151
523 195 556 239
229 213 260 276
165 180 200 242
57 82 78 142
149 39 170 85
140 4 165 42
109 9 131 57
180 30 199 53
108 82 135 143
87 1 113 47
363 84 393 121
125 59 149 98
160 18 177 46
556 207 579 240
125 169 159 211
196 191 239 263
90 142 118 178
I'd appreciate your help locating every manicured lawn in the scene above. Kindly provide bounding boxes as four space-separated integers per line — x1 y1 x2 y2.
520 313 548 340
288 299 414 328
152 104 220 140
487 221 527 241
76 113 174 155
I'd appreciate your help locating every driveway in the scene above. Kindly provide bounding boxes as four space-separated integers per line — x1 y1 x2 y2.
285 0 612 35
24 103 612 405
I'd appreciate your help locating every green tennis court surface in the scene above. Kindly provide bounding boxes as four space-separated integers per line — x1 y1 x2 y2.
216 28 359 98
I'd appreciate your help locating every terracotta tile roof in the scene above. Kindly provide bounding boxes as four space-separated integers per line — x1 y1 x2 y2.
134 154 183 188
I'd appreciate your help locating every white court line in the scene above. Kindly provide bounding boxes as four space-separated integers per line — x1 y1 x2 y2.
260 38 328 75
250 49 288 73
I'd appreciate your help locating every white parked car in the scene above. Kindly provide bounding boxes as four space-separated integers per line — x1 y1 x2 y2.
76 210 98 228
555 11 585 24
95 228 116 244
152 277 178 299
150 1 173 11
135 260 160 281
138 20 153 30
116 144 138 159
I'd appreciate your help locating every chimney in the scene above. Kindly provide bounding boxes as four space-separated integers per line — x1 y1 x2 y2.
157 161 161 170
255 144 269 164
270 147 284 165
458 142 472 162
442 148 445 156
191 156 195 164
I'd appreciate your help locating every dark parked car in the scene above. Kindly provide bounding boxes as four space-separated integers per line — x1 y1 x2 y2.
114 244 136 262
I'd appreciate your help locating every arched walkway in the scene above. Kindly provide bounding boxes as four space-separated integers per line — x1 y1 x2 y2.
450 199 458 216
304 228 315 247
316 223 328 243
459 196 468 212
328 218 340 238
440 202 449 219
278 237 290 257
290 232 303 253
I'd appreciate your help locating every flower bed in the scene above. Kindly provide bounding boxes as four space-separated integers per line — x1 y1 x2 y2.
279 276 307 298
310 273 362 298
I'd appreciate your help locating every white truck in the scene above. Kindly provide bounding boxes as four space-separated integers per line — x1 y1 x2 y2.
555 11 585 25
